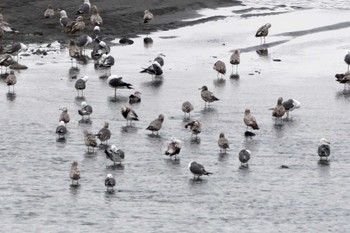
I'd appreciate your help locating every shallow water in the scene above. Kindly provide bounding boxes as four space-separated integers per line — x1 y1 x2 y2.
1 4 350 233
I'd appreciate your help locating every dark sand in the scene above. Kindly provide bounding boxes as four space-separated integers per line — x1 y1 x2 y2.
0 0 242 46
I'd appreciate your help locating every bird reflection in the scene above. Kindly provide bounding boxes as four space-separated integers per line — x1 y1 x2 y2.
213 78 226 87
256 48 268 56
144 37 153 48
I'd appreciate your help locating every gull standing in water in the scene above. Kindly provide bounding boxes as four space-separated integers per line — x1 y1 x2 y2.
272 97 285 124
70 161 80 186
75 75 88 96
95 121 111 146
121 106 139 125
185 120 202 139
4 42 28 62
59 106 70 125
165 138 182 160
182 101 194 119
75 34 92 55
129 91 141 104
318 138 330 161
154 52 166 67
44 4 55 18
0 54 14 74
188 161 213 180
5 70 16 93
255 23 271 44
146 114 164 135
107 75 133 100
213 60 226 78
83 129 97 152
199 85 219 107
244 109 259 135
218 133 229 153
105 145 125 165
239 149 251 168
282 99 301 119
105 174 116 191
56 121 67 139
140 61 163 78
78 101 93 120
230 50 240 74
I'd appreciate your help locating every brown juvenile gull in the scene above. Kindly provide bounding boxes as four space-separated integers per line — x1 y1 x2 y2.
68 39 81 68
129 91 141 104
146 114 164 135
5 70 16 93
105 174 116 191
107 75 133 100
143 10 153 23
230 50 240 74
213 60 226 78
90 5 103 26
185 120 202 139
182 101 194 118
95 121 111 146
244 108 259 132
59 106 70 125
218 133 229 153
69 16 85 34
70 161 81 185
272 97 285 124
282 99 301 118
188 161 212 180
83 129 97 152
239 149 251 168
0 54 14 74
344 52 350 71
318 138 330 161
165 138 182 160
199 85 219 107
56 121 67 139
154 52 166 67
75 75 88 96
44 4 55 18
121 106 139 125
105 145 125 165
77 0 91 14
255 23 271 44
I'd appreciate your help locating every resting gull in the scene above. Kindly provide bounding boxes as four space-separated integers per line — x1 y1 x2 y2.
75 34 92 55
95 121 111 146
77 0 91 14
272 97 285 124
121 106 139 125
91 41 110 60
68 39 81 68
218 133 229 153
107 75 133 99
59 106 70 125
129 91 142 104
91 26 102 42
59 10 70 27
105 145 125 165
182 101 194 119
44 4 55 18
143 10 154 23
230 50 240 74
344 52 350 71
90 5 103 26
146 114 164 135
165 138 182 160
282 99 301 118
185 120 202 139
83 129 97 152
199 85 219 107
4 42 28 62
70 161 80 185
188 161 212 180
318 138 330 161
140 61 163 77
56 121 67 139
244 108 259 134
239 149 251 168
154 52 166 67
105 174 116 191
255 23 271 44
69 16 85 34
0 54 14 74
98 54 114 69
213 60 226 78
78 101 93 120
5 70 16 93
75 75 88 96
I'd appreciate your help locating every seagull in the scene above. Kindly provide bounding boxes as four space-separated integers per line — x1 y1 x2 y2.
69 16 85 34
0 54 14 74
282 99 301 118
56 121 67 139
140 61 163 78
218 133 229 153
255 23 271 44
95 121 111 146
129 91 142 104
44 4 55 18
244 108 259 132
98 54 114 68
59 106 70 125
68 39 81 68
199 85 219 107
182 101 194 119
239 149 251 167
4 42 28 62
75 34 92 55
105 174 116 191
59 10 70 27
344 52 350 71
272 97 285 124
83 129 97 152
143 10 153 23
146 114 164 135
77 0 91 14
318 138 330 161
78 101 93 120
184 120 202 139
75 76 88 96
91 41 111 61
154 52 166 67
230 50 240 74
107 75 133 100
165 138 182 160
213 60 226 78
335 72 350 88
90 5 103 26
5 70 16 93
70 161 80 185
121 106 139 125
91 25 102 42
105 145 125 165
188 161 212 180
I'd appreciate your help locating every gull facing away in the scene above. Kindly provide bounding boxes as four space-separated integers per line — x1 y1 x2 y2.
69 16 85 34
239 149 251 168
199 85 219 107
107 75 133 100
59 10 70 27
140 61 163 77
121 106 139 125
318 138 330 161
188 161 213 180
154 52 166 67
282 99 301 118
244 108 259 133
75 34 92 55
5 70 16 93
78 101 93 120
56 121 67 139
213 60 226 78
218 133 229 153
105 145 125 165
70 161 80 185
165 138 182 160
182 101 194 119
185 120 202 139
44 4 55 18
90 5 103 26
59 106 70 125
272 97 285 124
344 52 350 71
95 121 111 146
146 114 165 135
255 23 271 44
230 50 240 74
83 129 97 152
98 54 114 68
77 0 91 14
129 91 141 104
75 76 88 96
105 174 116 191
143 10 153 23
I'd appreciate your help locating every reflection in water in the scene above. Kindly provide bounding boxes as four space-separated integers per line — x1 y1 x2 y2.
108 95 128 103
256 48 268 56
6 92 16 101
143 37 153 48
230 74 240 79
75 96 86 103
335 88 350 100
68 67 79 79
218 153 229 162
142 77 164 89
164 158 181 166
78 118 92 125
69 184 81 196
121 125 138 133
213 78 226 87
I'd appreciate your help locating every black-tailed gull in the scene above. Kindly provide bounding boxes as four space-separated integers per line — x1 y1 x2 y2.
188 161 212 180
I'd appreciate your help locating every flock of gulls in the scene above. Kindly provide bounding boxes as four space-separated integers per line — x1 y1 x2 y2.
0 1 339 192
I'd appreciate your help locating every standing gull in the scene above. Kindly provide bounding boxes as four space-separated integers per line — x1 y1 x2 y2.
105 145 125 165
165 138 182 160
4 42 28 62
244 108 259 134
255 23 271 44
318 138 330 161
146 114 164 135
90 5 103 26
98 54 114 68
154 52 166 67
213 60 226 78
199 85 219 107
91 25 102 42
78 101 93 120
95 121 111 146
188 161 212 180
143 10 153 23
182 101 194 119
59 106 70 125
272 97 285 124
107 75 133 100
282 99 301 118
105 174 116 191
344 52 350 71
0 54 14 74
140 61 163 77
83 129 97 152
121 106 139 125
5 70 16 93
69 16 85 34
218 133 229 153
75 75 88 96
77 0 91 14
239 149 251 167
185 120 202 139
230 50 240 74
44 4 55 18
129 91 141 104
56 121 67 139
70 161 80 185
75 34 92 55
59 10 70 27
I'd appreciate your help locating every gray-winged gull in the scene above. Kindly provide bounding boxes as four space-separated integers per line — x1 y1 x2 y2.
188 161 212 180
77 0 91 14
199 85 219 107
96 121 111 145
213 60 226 78
107 75 133 99
282 99 301 118
4 42 28 62
185 120 202 139
75 75 88 96
244 108 259 133
230 50 240 74
90 5 103 26
218 133 229 153
83 129 97 152
78 101 93 119
239 149 251 167
154 52 166 67
0 54 14 74
70 161 81 185
165 138 182 160
255 23 271 44
59 10 70 27
91 25 102 42
272 97 285 124
91 41 110 61
98 54 114 68
182 101 194 118
5 70 16 93
318 138 330 161
56 121 67 139
75 34 92 55
105 174 116 191
129 91 141 104
44 4 55 18
140 61 163 77
121 106 139 125
59 106 70 125
146 114 164 135
105 145 125 165
143 10 153 23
